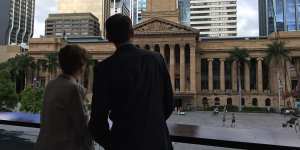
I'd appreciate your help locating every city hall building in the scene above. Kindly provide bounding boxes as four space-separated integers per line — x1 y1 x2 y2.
28 0 300 110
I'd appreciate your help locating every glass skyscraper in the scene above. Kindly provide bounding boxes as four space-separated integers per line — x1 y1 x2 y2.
259 0 300 36
178 0 190 26
137 0 147 23
0 0 35 45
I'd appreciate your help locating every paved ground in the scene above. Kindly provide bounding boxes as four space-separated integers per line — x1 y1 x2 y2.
0 111 299 150
167 111 300 150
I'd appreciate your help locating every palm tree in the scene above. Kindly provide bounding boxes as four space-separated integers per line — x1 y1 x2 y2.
228 47 250 112
7 54 36 93
265 40 290 111
45 52 58 80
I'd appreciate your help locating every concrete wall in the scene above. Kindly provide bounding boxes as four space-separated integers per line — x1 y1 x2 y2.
0 45 20 63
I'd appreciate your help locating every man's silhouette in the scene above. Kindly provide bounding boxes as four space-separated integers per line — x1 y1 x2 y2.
89 14 174 150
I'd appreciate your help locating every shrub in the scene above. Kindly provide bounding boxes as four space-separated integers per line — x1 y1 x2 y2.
20 87 44 113
0 70 18 111
242 107 267 113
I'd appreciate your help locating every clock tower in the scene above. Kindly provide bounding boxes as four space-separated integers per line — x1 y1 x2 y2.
142 0 180 23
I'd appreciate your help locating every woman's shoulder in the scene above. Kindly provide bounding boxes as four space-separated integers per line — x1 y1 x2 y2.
46 75 79 94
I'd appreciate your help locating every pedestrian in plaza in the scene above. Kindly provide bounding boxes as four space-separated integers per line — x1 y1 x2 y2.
222 113 226 127
89 14 174 150
35 45 93 150
231 113 236 128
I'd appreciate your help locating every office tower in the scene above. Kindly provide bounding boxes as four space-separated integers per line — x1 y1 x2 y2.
137 0 147 23
259 0 300 36
111 0 139 25
58 0 111 36
0 0 35 45
110 0 130 16
190 0 237 37
178 0 191 26
45 13 100 38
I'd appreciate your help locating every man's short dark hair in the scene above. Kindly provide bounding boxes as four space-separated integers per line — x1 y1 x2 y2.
106 14 133 43
58 45 88 75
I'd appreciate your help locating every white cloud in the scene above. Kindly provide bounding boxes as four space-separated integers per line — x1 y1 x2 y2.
237 0 259 37
33 0 260 37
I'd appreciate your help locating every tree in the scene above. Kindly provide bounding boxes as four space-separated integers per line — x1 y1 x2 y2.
228 47 250 112
45 52 58 80
265 40 290 110
0 69 18 111
7 54 36 92
20 87 44 113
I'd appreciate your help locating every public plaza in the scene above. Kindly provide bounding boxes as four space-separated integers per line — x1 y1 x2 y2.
0 112 299 150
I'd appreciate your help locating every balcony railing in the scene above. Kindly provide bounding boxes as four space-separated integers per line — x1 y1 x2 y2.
0 112 299 150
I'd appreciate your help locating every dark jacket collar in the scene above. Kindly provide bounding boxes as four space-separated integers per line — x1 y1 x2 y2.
115 42 137 55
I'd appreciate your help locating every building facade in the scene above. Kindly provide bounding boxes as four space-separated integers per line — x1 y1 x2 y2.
45 13 100 38
190 0 237 37
58 0 110 36
178 0 191 26
28 0 300 111
0 0 35 45
259 0 300 36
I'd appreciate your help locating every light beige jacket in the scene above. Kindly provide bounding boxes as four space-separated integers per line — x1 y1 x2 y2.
35 74 93 150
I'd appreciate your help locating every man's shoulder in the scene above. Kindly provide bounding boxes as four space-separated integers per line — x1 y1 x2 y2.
94 55 114 70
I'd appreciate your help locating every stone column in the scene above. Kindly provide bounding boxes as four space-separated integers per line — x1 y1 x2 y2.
257 58 264 93
160 45 165 60
208 58 214 92
180 45 186 91
190 47 197 92
220 58 225 91
232 61 237 92
244 62 250 92
170 45 175 90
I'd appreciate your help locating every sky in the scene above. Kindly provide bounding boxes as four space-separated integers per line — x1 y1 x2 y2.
33 0 259 37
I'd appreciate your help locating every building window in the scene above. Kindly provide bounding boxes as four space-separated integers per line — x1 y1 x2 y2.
250 59 257 90
252 98 258 107
202 97 209 106
265 98 271 106
201 59 208 90
227 98 232 106
144 45 150 50
241 98 245 106
225 61 232 89
215 97 220 106
213 59 220 90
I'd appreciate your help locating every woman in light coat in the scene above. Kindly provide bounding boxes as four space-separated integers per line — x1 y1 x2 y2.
35 45 93 150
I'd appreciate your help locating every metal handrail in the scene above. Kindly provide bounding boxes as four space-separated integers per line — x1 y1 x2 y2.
0 119 299 150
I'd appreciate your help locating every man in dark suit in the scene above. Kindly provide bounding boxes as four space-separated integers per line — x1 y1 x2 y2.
89 14 174 150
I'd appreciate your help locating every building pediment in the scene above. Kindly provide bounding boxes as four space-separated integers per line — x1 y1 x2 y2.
134 17 199 36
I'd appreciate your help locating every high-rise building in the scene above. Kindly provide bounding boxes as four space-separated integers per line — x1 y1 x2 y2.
111 0 130 16
137 0 147 23
58 0 110 36
0 0 35 45
110 0 139 25
259 0 300 36
190 0 237 37
178 0 190 26
45 13 100 38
